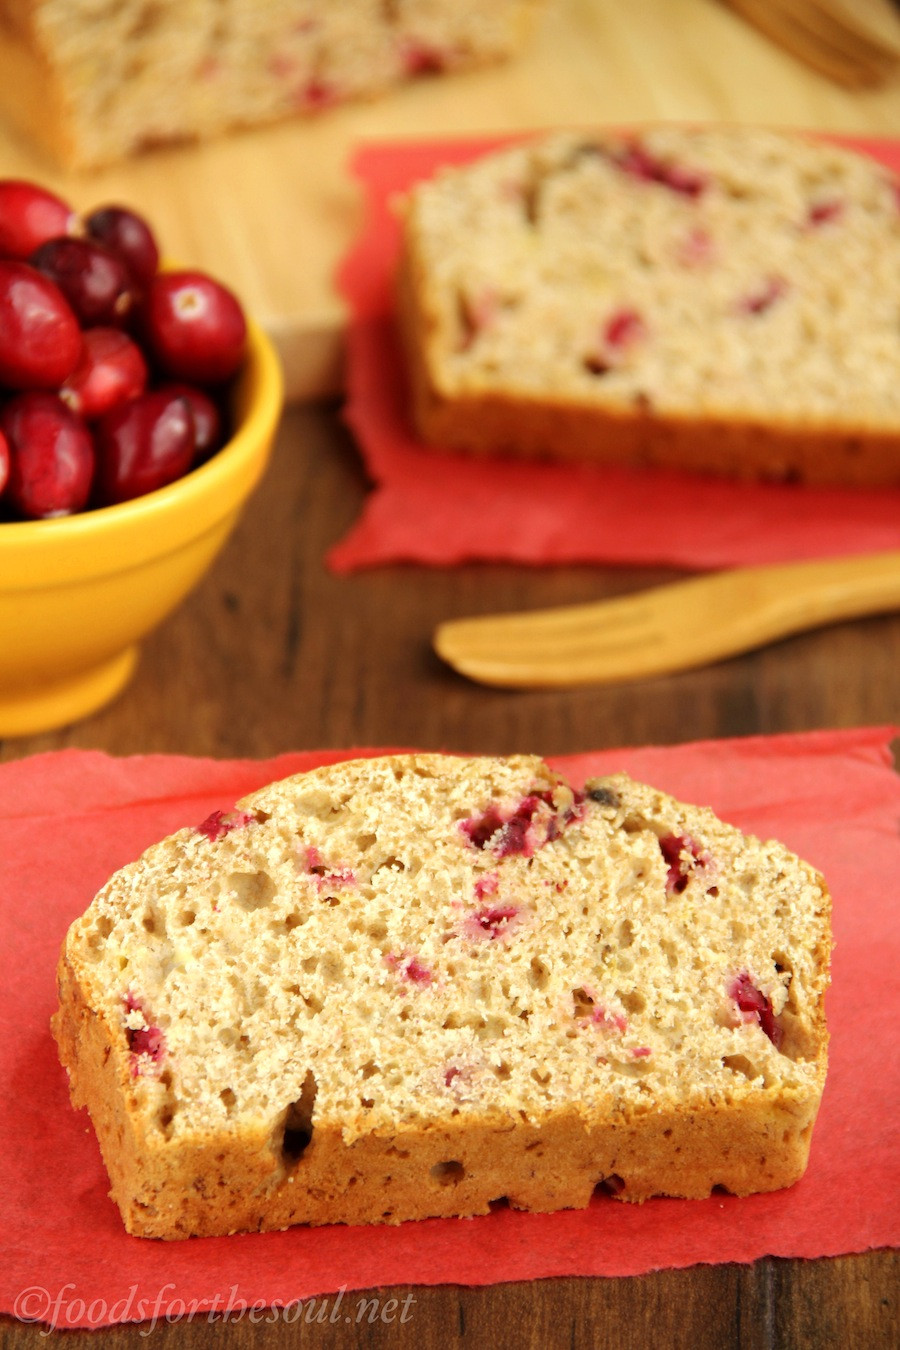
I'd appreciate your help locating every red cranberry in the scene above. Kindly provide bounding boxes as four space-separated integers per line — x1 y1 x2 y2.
461 803 505 849
477 906 519 934
616 144 707 198
404 956 432 985
302 844 356 889
31 236 134 327
729 971 782 1048
94 390 195 505
0 392 94 518
122 993 166 1072
738 276 788 315
460 792 559 857
143 270 247 384
0 180 74 261
0 261 82 389
659 833 709 896
677 226 715 266
0 426 9 496
83 205 159 290
459 287 498 350
494 796 544 857
661 163 708 198
400 39 449 74
467 905 520 940
197 808 256 840
473 871 499 900
807 199 844 227
604 308 647 349
590 1003 626 1032
129 1023 165 1062
585 308 648 376
303 844 323 871
385 952 433 985
60 327 148 420
159 382 223 462
294 78 339 111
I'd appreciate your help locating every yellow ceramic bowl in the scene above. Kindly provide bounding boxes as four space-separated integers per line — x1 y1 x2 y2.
0 318 283 737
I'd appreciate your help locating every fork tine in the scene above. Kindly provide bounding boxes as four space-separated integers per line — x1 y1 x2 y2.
434 591 681 687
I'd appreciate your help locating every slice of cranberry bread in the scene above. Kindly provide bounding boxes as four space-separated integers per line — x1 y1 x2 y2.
52 753 831 1239
398 126 900 484
0 0 547 169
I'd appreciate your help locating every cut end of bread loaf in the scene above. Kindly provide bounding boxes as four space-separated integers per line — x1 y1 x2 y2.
0 1 546 168
398 127 900 484
52 753 831 1239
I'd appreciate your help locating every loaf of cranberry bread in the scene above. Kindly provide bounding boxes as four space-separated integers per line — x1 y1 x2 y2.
398 126 900 484
52 753 831 1239
0 1 546 168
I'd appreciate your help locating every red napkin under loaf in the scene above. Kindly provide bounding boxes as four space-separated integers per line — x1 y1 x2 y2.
1 730 898 1330
330 134 900 573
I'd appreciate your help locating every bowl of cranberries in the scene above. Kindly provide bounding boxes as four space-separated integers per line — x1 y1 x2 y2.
0 180 283 736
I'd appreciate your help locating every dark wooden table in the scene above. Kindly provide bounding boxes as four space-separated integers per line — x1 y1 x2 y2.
2 403 897 1349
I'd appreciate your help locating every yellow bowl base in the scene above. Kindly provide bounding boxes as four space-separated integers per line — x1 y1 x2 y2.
0 647 138 738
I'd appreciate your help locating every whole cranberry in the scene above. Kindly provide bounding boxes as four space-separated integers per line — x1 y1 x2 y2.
143 270 246 384
31 236 134 327
94 390 195 505
159 382 223 461
0 261 82 390
83 205 159 290
60 327 148 420
1 392 94 518
0 426 9 496
0 180 74 261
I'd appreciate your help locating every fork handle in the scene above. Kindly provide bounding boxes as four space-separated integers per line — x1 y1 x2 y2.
434 549 900 687
653 547 900 680
727 549 900 629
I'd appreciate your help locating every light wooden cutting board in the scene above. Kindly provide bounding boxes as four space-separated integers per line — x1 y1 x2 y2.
1 0 899 402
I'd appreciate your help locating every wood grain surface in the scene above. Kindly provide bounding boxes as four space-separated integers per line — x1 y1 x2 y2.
2 0 900 400
1 403 898 1348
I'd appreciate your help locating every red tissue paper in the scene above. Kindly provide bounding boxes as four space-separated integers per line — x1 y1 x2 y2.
1 728 898 1329
330 134 900 573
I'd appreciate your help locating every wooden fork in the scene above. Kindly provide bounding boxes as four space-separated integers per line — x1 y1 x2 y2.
434 550 900 688
724 0 900 86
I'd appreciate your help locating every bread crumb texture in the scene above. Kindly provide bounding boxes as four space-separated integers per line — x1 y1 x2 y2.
53 754 831 1238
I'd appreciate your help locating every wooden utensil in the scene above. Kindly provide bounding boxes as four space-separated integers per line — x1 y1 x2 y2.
724 0 900 86
434 550 900 687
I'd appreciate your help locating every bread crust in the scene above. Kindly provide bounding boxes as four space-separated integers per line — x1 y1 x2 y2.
53 943 825 1239
0 18 76 166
